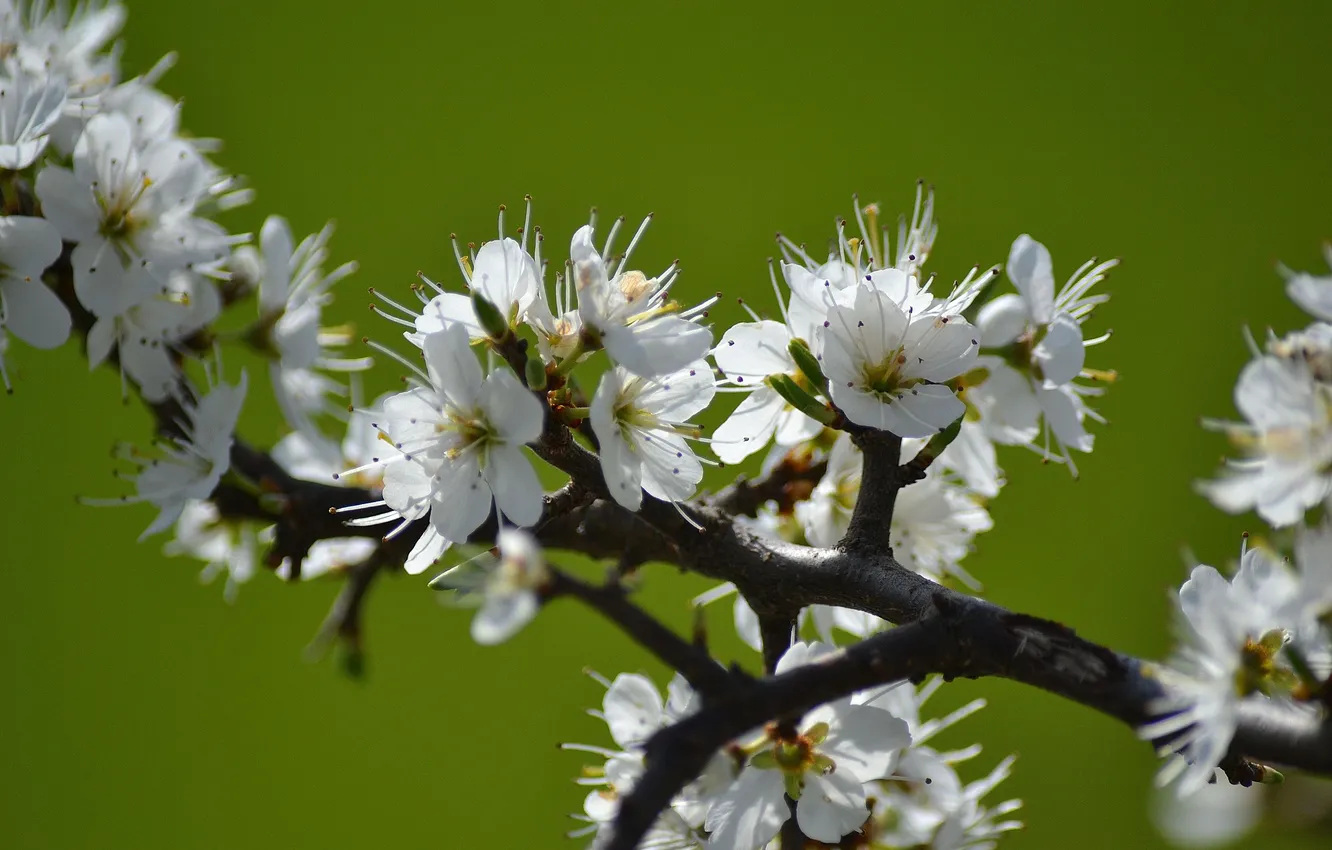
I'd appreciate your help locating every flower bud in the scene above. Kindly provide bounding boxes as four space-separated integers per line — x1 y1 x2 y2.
766 374 837 426
471 289 510 340
787 338 827 394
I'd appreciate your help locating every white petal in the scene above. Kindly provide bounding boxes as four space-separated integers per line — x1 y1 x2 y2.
480 367 544 446
471 238 537 315
896 384 965 435
1007 234 1056 324
733 595 763 653
824 706 911 780
1032 312 1085 387
258 215 294 311
0 215 63 276
1038 386 1093 452
1287 272 1332 322
603 673 665 749
421 324 483 409
404 524 450 575
634 360 716 421
2 276 70 349
976 293 1030 347
939 420 1002 498
796 771 869 842
712 388 783 464
714 320 794 382
382 459 432 519
416 291 484 340
603 315 712 378
85 315 116 368
903 314 979 383
471 589 539 645
637 429 703 504
431 454 493 542
704 768 787 850
34 163 99 242
1234 356 1317 430
485 444 543 527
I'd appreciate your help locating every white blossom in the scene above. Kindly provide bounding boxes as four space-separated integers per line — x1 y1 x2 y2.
87 370 247 539
35 111 233 318
86 269 219 401
163 499 262 602
705 642 911 847
567 671 728 850
570 220 714 378
965 235 1117 473
590 360 715 511
242 215 369 431
1 2 125 120
1198 354 1332 526
416 235 540 341
820 282 978 437
371 324 545 573
1141 545 1310 795
429 527 548 645
1151 770 1263 849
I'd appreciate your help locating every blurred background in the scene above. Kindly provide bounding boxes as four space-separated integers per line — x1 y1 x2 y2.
4 0 1332 847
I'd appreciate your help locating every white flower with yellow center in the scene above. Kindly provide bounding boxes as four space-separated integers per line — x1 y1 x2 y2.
35 111 234 318
570 220 714 378
705 642 911 847
590 360 715 511
369 324 545 573
820 283 978 437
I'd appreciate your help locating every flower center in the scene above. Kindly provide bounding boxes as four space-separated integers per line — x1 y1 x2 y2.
1236 629 1293 697
862 347 908 396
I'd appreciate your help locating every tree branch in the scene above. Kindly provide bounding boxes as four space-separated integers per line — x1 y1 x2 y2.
545 568 741 699
841 429 902 554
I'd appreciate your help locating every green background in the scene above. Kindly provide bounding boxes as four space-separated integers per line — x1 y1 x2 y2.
4 1 1332 847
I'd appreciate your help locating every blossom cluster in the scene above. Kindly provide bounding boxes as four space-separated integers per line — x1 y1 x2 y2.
567 642 1021 850
1143 250 1332 825
22 5 1331 850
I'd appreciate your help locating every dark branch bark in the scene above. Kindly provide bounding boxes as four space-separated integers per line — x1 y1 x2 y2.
842 429 902 554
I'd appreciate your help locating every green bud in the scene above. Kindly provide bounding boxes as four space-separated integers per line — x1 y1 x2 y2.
525 357 549 390
787 339 827 393
1256 764 1285 784
916 414 964 467
766 374 836 426
471 290 510 340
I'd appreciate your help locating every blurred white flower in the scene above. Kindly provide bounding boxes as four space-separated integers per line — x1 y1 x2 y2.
241 215 369 431
86 369 247 539
164 499 263 602
1198 354 1332 526
1142 545 1309 795
0 214 69 354
36 111 232 318
1282 242 1332 321
429 527 548 645
0 71 65 168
